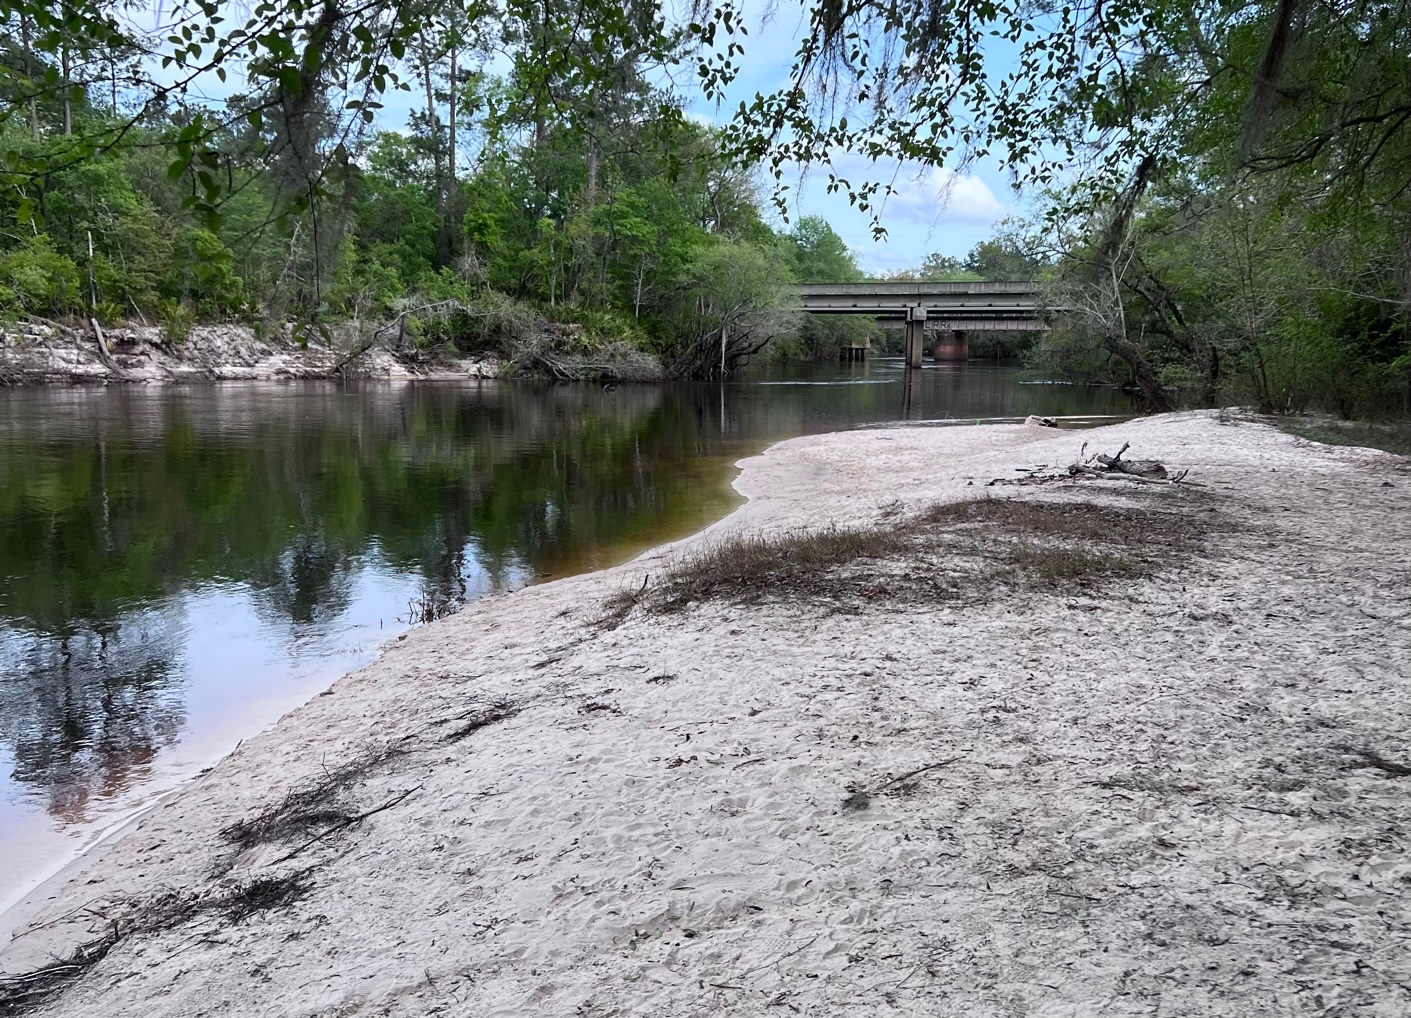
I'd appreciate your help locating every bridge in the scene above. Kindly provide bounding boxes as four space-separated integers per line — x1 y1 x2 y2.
797 281 1044 366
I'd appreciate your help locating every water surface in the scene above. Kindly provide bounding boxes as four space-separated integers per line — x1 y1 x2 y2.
0 360 1133 910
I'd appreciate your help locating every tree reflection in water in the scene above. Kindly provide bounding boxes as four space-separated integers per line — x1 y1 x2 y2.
0 613 186 823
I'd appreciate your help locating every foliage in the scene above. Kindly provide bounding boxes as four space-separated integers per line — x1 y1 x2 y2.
0 235 81 315
0 0 1406 398
695 0 1408 411
659 240 798 378
0 0 808 377
157 299 194 346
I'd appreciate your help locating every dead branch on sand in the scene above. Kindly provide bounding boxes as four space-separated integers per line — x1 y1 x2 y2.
1068 441 1194 485
0 876 312 1016
275 786 422 863
1341 746 1411 777
842 757 961 811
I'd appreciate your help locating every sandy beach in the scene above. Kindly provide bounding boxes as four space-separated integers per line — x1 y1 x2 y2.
2 410 1409 1017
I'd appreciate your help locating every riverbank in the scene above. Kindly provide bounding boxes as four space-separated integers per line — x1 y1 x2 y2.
0 319 664 384
3 411 1409 1017
0 321 503 384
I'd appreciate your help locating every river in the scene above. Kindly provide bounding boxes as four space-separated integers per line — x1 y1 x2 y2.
0 360 1133 914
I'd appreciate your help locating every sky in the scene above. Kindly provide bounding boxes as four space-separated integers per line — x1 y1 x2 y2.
130 0 1019 274
672 0 1019 273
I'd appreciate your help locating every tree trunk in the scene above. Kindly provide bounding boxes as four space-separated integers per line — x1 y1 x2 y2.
586 109 599 207
446 45 457 261
420 39 447 269
447 47 457 187
61 44 72 135
1103 328 1171 410
1095 154 1172 412
21 14 39 138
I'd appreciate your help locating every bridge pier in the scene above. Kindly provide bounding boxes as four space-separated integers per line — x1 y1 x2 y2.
932 328 968 362
905 308 926 369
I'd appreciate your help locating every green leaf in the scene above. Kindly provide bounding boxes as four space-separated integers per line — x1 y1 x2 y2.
278 66 302 98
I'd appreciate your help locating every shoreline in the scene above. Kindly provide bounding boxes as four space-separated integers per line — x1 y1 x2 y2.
3 411 1409 1016
0 448 756 944
0 321 502 385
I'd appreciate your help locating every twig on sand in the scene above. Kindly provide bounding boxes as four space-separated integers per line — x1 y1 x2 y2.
275 786 422 863
1239 803 1303 817
842 757 962 811
894 963 925 988
1132 689 1194 708
1341 747 1411 777
876 758 962 791
1051 889 1103 902
736 934 821 979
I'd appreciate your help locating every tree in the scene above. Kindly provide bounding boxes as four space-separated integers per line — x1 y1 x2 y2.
663 241 797 378
787 215 860 283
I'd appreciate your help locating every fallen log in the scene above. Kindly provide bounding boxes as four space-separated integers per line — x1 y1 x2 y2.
90 318 131 378
1067 441 1195 485
1067 463 1175 485
1095 442 1167 478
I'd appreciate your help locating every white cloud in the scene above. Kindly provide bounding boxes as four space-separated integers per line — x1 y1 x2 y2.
765 152 1015 269
782 152 1009 224
878 166 1008 222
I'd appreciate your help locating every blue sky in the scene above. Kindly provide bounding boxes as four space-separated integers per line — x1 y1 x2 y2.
672 0 1018 272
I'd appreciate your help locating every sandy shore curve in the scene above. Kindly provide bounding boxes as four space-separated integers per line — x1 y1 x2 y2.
3 411 1409 1017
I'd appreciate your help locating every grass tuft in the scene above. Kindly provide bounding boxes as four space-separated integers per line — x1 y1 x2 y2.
606 495 1211 620
647 526 906 613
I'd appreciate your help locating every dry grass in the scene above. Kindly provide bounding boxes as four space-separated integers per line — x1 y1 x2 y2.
1279 417 1411 458
605 495 1211 620
915 496 1201 547
0 876 312 1017
637 526 907 614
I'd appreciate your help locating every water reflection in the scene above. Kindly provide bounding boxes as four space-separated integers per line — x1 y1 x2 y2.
0 613 186 823
0 363 1134 831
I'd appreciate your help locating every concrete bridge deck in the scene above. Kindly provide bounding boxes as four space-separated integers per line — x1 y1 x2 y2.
797 281 1046 365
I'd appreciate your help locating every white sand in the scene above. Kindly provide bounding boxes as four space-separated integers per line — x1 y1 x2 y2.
3 411 1409 1016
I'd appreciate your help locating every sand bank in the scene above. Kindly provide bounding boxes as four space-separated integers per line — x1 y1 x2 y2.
3 411 1409 1016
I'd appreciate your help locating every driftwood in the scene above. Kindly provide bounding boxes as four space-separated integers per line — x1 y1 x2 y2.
1068 442 1192 485
1095 442 1167 478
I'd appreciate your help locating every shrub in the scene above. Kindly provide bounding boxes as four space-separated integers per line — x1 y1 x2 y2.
94 300 126 327
0 236 82 316
158 299 194 346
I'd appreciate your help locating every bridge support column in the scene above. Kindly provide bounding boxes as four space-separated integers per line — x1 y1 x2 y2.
932 328 969 362
905 308 926 369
